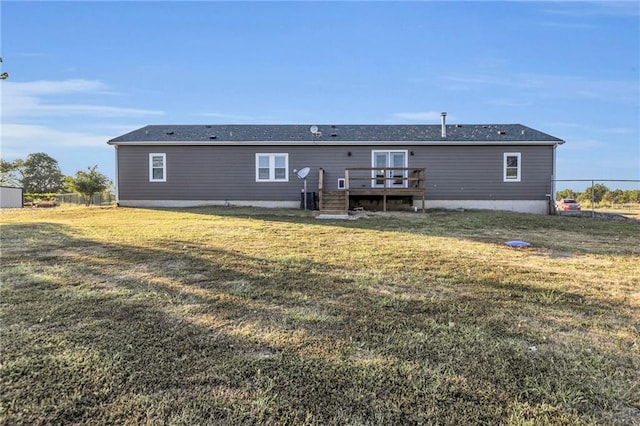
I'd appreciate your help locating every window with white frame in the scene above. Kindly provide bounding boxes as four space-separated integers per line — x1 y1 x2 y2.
256 153 289 182
149 153 166 182
503 152 521 182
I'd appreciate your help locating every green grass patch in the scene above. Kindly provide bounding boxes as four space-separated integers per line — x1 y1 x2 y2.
1 206 639 424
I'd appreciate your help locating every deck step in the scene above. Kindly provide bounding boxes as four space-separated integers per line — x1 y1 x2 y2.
320 190 347 213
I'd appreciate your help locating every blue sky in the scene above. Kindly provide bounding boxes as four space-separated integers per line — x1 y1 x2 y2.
1 1 638 191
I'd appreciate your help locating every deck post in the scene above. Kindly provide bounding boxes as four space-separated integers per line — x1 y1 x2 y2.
383 174 388 212
344 170 350 211
421 169 426 212
318 168 324 211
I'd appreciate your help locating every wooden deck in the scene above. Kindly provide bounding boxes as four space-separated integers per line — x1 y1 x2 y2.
319 167 426 212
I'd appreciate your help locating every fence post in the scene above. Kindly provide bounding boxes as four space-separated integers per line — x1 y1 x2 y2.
591 180 595 218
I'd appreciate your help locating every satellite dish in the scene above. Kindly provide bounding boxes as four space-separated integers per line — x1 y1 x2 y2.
310 125 318 134
296 167 310 179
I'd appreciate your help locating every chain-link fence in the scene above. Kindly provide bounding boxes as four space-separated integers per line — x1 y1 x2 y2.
55 192 116 206
553 179 640 220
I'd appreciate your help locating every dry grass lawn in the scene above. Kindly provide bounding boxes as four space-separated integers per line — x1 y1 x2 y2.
1 206 638 425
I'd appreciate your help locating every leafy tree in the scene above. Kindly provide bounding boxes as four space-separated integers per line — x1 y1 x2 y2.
559 186 640 206
603 189 624 205
582 183 610 204
73 166 109 206
22 152 64 193
0 159 24 187
63 176 76 193
555 188 578 201
627 190 640 204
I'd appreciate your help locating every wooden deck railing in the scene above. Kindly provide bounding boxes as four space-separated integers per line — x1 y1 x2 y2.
345 167 426 190
318 167 426 212
345 167 425 211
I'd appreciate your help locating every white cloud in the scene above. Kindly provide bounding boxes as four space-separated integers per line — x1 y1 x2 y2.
392 111 446 122
199 112 256 121
535 20 597 29
33 104 165 117
562 139 603 151
442 75 498 86
486 99 532 107
8 79 108 95
1 79 164 118
0 78 160 179
1 123 113 156
541 2 640 18
600 127 636 135
198 111 286 124
442 73 639 104
0 123 125 179
543 121 588 129
544 122 637 135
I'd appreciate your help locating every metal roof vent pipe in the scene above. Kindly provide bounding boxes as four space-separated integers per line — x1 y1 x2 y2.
441 112 447 138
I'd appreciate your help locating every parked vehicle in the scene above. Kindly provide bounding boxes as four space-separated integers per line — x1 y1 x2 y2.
556 198 581 211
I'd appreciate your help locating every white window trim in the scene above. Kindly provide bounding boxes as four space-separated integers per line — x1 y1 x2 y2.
149 153 166 182
503 152 521 182
255 153 289 182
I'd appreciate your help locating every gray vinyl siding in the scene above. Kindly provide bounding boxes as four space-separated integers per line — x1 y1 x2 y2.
118 145 351 201
414 145 553 200
117 144 553 201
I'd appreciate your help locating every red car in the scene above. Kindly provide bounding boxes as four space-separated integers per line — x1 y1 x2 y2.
556 198 581 211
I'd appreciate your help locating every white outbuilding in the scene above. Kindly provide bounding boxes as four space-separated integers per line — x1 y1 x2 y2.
0 186 23 208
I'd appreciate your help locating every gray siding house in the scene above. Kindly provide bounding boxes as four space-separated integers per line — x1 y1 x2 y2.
107 116 564 214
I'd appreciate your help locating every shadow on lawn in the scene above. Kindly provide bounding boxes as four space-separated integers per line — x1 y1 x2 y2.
1 222 638 424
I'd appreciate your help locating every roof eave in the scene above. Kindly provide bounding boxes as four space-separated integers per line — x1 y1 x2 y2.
107 139 562 146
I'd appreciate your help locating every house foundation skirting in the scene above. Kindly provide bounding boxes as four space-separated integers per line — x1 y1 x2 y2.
418 200 548 215
117 199 548 214
117 200 300 208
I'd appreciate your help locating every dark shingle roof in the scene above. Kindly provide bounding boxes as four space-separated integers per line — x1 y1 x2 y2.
108 124 564 145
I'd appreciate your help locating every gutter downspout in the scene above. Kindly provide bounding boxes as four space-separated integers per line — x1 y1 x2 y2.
551 144 557 214
551 140 565 215
114 145 120 206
